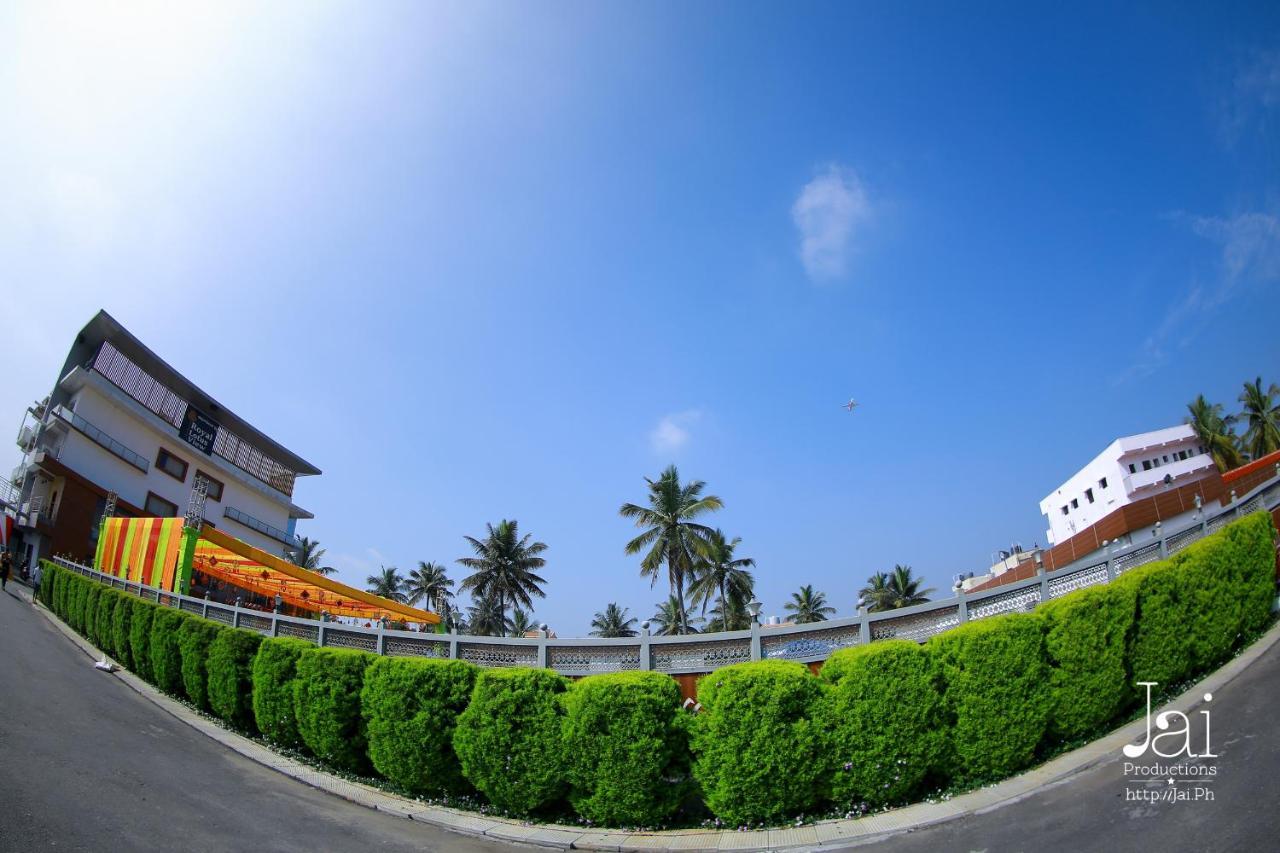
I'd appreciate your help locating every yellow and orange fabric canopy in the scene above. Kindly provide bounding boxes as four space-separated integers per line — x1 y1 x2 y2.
96 517 437 624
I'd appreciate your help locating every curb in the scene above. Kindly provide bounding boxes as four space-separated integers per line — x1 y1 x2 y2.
28 586 1280 852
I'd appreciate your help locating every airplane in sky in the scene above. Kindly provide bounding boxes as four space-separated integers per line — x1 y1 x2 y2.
842 399 859 412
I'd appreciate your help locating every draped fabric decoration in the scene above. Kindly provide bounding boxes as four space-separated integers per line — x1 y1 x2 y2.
92 517 438 625
96 516 185 589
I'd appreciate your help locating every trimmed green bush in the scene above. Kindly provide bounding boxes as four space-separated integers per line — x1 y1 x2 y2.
819 640 945 807
129 599 157 683
1226 510 1279 635
928 612 1050 784
1119 558 1193 690
361 657 478 796
39 561 57 606
207 628 264 732
252 637 313 748
82 583 101 640
110 591 134 670
454 668 569 816
179 618 226 711
95 590 120 656
563 670 690 826
1040 581 1135 741
690 660 826 825
294 647 374 773
150 608 193 697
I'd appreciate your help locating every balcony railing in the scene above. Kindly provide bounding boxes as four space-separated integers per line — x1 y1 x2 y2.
91 341 298 497
223 505 300 548
50 469 1280 678
51 405 149 473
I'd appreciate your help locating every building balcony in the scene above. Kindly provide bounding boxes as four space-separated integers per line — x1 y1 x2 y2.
49 404 149 473
1123 453 1215 496
223 505 300 549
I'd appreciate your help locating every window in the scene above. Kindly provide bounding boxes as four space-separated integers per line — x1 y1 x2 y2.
155 447 189 482
1070 498 1079 509
1142 460 1152 471
1163 454 1169 463
1085 488 1094 503
1061 505 1069 515
1128 463 1137 474
1099 477 1108 489
144 491 178 517
195 470 224 502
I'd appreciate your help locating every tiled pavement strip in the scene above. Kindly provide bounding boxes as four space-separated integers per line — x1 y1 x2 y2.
23 584 1280 853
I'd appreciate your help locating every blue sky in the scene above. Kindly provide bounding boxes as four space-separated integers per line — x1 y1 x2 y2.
3 2 1278 633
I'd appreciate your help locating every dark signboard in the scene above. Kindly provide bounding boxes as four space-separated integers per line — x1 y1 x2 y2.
179 406 219 455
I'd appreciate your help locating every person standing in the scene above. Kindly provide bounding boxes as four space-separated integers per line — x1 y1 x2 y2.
0 549 11 591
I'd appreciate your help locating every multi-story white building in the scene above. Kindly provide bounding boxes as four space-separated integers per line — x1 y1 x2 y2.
9 311 320 566
1038 425 1215 545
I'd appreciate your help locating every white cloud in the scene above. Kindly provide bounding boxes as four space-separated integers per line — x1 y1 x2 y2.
1219 50 1280 146
650 410 702 454
791 164 870 281
1118 211 1280 383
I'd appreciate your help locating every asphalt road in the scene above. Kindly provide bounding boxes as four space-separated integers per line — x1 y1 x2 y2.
3 582 1278 853
0 585 512 853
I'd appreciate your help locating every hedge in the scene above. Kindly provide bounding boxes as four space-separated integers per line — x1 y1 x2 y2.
129 599 157 684
82 584 101 641
110 590 134 670
251 637 312 748
454 668 568 816
95 590 120 657
179 618 226 711
819 640 944 807
207 628 264 732
928 612 1050 784
361 657 478 796
294 648 374 773
563 670 690 826
150 608 193 697
1120 557 1192 690
690 660 826 825
1226 511 1278 635
1039 581 1135 741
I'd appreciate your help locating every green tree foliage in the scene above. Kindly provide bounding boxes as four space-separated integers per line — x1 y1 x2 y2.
178 618 225 711
650 594 702 636
361 658 478 795
149 608 193 697
1039 582 1135 741
690 660 826 825
289 536 335 575
620 465 723 607
927 612 1050 783
453 668 568 816
1186 394 1244 471
406 560 454 611
1238 377 1280 459
1225 510 1279 635
784 584 836 624
687 530 755 620
819 641 944 806
458 519 549 625
293 648 374 773
589 602 638 637
251 636 313 748
563 671 690 826
1118 558 1193 690
82 584 102 640
94 589 119 655
206 628 264 731
365 565 408 602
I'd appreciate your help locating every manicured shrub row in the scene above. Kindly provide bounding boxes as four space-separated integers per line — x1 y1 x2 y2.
33 512 1277 827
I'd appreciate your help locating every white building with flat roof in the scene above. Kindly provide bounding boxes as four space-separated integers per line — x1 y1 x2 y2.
9 311 320 566
1039 425 1215 545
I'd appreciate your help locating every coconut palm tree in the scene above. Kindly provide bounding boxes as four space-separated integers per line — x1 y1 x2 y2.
619 465 723 608
509 607 535 638
687 530 755 619
590 603 638 638
1238 377 1280 460
457 519 548 625
884 564 935 610
858 571 893 613
467 594 511 637
650 594 702 636
288 536 336 575
405 560 454 611
366 565 408 603
704 593 749 632
784 584 836 623
1186 394 1245 471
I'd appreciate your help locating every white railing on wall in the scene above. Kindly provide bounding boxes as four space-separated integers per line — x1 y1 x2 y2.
48 473 1280 677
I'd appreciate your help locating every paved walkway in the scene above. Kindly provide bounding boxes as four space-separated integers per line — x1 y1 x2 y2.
4 581 1279 851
